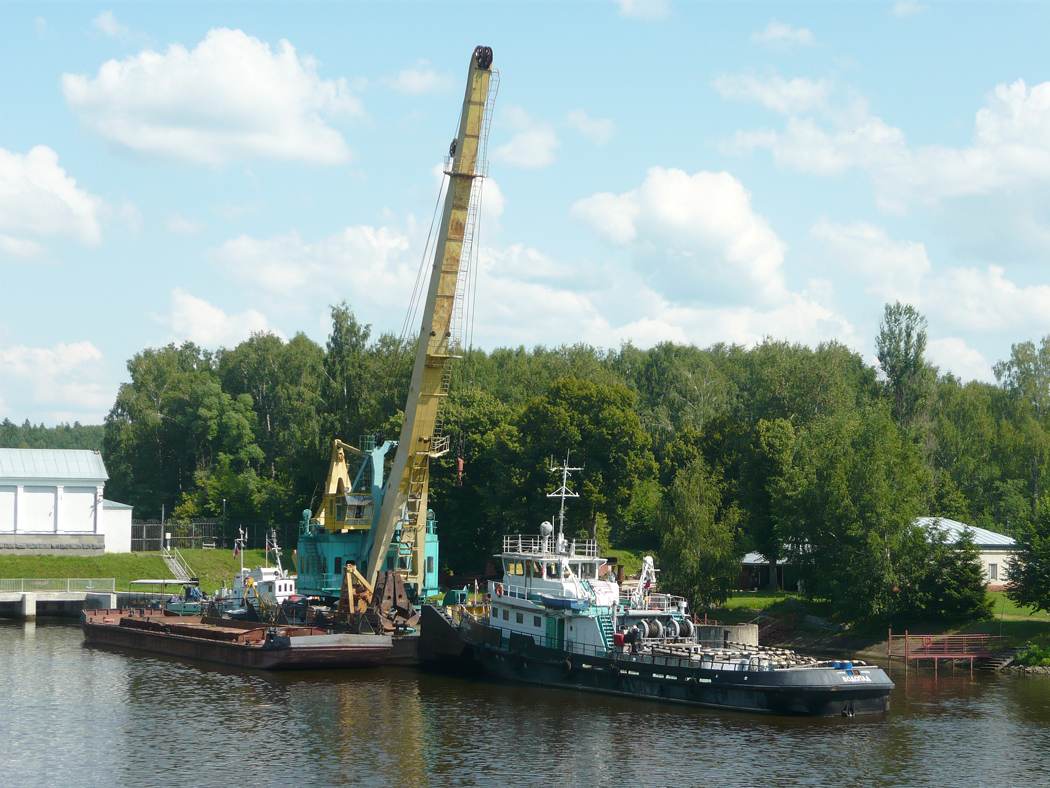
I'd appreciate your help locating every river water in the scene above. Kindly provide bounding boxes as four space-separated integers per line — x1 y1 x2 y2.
2 620 1049 788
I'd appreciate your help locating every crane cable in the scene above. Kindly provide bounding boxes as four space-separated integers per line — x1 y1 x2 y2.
400 173 449 351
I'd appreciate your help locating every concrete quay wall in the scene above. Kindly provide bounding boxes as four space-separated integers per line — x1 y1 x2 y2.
0 591 118 620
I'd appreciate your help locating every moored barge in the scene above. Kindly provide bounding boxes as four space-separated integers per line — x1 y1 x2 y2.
82 608 416 669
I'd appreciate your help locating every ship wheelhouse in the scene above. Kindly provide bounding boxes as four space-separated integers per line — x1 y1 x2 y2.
486 524 618 654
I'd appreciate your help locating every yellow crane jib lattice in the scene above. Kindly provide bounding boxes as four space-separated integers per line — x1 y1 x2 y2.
364 46 497 589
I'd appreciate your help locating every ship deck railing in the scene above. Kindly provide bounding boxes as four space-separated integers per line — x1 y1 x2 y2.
502 535 600 558
617 592 687 614
492 581 607 608
491 625 830 673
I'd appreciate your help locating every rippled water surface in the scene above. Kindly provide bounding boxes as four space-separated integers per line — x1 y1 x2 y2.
3 620 1050 788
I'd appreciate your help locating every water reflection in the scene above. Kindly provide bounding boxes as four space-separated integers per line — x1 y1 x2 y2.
3 621 1050 788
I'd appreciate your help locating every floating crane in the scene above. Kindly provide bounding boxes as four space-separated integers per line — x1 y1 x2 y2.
297 46 498 609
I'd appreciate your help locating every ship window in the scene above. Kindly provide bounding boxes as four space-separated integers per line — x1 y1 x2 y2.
502 609 509 620
492 607 498 617
516 612 524 624
546 563 557 577
534 616 541 628
333 558 342 577
427 556 435 574
335 501 347 522
580 564 596 580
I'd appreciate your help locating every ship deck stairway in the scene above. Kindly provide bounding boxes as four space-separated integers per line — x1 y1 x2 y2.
299 535 325 594
596 608 614 651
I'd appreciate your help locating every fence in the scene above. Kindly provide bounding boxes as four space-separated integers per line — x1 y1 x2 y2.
887 629 1010 675
131 520 298 553
0 578 116 593
757 614 795 643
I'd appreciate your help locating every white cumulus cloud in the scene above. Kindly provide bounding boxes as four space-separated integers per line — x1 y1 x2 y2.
929 265 1050 334
493 107 561 168
92 11 129 38
62 28 361 164
0 146 105 256
724 77 1050 225
751 20 816 47
381 61 452 94
713 74 831 116
209 226 415 317
893 2 929 18
166 214 206 235
810 219 930 303
565 109 615 145
0 341 113 422
0 235 44 259
926 337 989 382
615 0 672 21
572 167 789 306
812 221 1050 377
160 288 282 348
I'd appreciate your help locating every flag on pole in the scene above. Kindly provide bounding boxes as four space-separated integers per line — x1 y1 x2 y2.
233 542 240 557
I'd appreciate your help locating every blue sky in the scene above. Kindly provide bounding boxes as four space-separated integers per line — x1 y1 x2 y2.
5 1 1050 425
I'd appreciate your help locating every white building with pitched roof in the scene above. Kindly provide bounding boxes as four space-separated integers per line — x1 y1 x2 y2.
0 448 132 555
914 516 1018 589
741 517 1018 591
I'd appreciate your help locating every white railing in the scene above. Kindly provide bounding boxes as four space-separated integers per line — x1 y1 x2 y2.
502 534 600 558
0 578 116 593
620 591 687 613
162 545 195 582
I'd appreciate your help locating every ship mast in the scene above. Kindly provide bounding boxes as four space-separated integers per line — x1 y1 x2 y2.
547 455 582 541
364 46 498 586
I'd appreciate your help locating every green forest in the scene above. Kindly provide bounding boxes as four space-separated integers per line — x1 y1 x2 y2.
10 300 1050 625
0 419 103 450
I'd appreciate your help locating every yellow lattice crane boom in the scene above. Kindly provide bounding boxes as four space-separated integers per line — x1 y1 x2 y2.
364 46 497 589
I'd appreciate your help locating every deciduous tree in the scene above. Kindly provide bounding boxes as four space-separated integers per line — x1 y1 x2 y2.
659 457 740 607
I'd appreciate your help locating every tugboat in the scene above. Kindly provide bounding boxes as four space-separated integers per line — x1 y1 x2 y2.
218 528 298 619
420 460 894 717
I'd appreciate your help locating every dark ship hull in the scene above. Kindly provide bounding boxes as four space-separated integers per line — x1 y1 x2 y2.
420 605 892 717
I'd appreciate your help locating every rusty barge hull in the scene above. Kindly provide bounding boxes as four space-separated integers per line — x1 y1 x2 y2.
82 609 416 670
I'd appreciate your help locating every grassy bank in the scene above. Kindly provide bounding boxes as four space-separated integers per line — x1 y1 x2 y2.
0 549 269 594
708 589 1050 646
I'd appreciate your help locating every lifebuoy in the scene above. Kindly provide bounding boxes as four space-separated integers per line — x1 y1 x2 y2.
495 583 504 597
922 636 933 649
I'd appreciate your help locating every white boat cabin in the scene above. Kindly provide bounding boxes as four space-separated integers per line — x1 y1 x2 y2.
230 565 297 605
487 522 619 654
220 529 297 607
